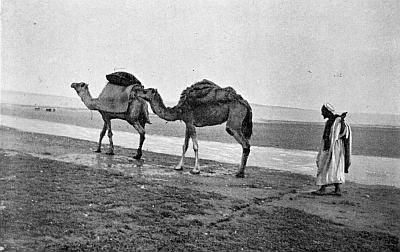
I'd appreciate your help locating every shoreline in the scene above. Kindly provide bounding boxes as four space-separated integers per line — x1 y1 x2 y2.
1 116 399 189
2 104 400 158
1 103 399 188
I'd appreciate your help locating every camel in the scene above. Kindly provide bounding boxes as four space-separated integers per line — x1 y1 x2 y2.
136 79 252 177
71 82 150 159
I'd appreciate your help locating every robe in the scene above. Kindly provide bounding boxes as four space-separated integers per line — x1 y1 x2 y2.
316 117 352 186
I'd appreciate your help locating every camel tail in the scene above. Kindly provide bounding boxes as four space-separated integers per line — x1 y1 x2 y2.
242 106 253 140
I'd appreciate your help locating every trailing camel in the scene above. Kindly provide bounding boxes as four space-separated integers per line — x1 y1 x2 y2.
137 79 252 177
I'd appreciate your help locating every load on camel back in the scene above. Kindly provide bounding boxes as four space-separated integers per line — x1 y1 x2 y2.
176 79 249 108
105 71 143 87
98 71 146 113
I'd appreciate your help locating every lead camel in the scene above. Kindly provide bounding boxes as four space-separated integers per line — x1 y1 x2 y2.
71 82 149 159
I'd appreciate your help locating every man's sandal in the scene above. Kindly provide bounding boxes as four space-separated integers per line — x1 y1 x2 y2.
327 191 342 196
311 190 326 195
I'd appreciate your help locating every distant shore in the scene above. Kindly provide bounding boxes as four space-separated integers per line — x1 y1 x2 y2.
1 104 399 159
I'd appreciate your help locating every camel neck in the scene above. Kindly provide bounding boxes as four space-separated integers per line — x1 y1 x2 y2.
149 91 180 121
78 90 99 110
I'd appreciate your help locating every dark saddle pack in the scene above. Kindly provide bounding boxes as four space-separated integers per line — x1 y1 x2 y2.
176 79 246 108
106 71 143 87
98 72 144 113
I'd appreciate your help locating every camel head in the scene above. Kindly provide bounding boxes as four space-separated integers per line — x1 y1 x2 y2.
136 88 157 102
71 82 89 95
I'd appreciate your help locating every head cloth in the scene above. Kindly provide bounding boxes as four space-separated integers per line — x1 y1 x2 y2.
323 102 335 113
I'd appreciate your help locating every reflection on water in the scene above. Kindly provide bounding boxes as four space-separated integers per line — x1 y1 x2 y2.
1 115 399 188
27 151 233 181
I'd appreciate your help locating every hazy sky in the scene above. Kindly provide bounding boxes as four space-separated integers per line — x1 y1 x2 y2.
1 0 399 114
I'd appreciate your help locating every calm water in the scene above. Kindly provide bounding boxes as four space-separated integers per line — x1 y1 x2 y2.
1 114 399 188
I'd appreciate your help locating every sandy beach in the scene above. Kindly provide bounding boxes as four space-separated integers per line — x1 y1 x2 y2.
0 105 399 251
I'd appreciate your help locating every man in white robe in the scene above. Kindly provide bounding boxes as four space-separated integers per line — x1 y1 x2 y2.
313 103 352 196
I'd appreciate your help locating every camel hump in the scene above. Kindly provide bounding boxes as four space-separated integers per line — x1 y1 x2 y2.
106 71 143 88
177 79 244 107
191 79 221 90
179 79 220 99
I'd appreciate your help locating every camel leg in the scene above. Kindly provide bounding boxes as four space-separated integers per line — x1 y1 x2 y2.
238 146 250 178
175 127 190 170
180 124 201 174
105 120 114 155
95 122 107 152
131 121 146 160
190 128 200 174
226 125 250 178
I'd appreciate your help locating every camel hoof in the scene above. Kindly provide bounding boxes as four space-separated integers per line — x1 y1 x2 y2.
105 152 115 155
133 150 143 160
94 149 101 153
190 170 200 175
174 166 183 171
235 172 245 178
